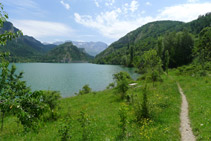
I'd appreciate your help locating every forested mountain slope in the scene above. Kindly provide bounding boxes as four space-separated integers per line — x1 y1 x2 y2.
94 13 211 66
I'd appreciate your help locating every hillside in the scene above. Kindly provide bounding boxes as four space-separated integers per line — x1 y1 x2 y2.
94 13 211 65
0 22 56 62
43 42 93 63
53 41 108 56
72 41 108 56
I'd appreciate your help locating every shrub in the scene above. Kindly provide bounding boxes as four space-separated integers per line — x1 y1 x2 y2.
78 111 91 141
76 85 92 95
117 103 129 140
58 116 72 141
42 90 61 120
106 82 115 89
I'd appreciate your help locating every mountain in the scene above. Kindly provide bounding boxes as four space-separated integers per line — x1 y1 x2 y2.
94 12 211 65
72 41 108 56
43 42 93 63
0 22 56 62
53 41 108 56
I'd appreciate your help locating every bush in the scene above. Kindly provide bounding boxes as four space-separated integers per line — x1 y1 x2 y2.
106 82 115 89
113 71 132 81
76 85 92 95
42 90 61 120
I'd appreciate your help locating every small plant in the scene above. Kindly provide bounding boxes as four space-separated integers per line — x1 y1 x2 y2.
78 111 91 141
141 85 149 119
118 103 129 140
58 117 72 141
140 119 155 140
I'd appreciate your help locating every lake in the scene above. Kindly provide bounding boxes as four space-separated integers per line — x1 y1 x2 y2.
14 63 139 97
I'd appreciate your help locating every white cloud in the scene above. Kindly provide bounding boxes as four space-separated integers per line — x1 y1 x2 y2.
74 8 153 39
11 20 74 40
105 0 115 6
157 3 211 22
130 0 139 12
60 0 70 10
94 0 100 7
74 2 211 40
187 0 199 3
146 2 151 6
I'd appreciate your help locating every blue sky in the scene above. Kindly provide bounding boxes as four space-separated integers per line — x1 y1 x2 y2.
2 0 211 45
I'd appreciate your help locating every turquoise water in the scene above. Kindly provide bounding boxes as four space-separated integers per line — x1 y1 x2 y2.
14 63 139 97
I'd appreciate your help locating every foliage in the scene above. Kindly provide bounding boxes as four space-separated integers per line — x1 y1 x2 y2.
15 91 47 131
164 50 170 74
140 49 163 85
106 82 115 89
113 72 131 99
113 71 132 82
141 85 149 119
162 30 194 68
75 84 92 95
117 103 129 140
78 111 91 141
42 90 61 120
194 27 211 70
58 116 72 141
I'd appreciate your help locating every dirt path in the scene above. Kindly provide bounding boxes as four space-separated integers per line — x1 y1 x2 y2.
177 82 196 141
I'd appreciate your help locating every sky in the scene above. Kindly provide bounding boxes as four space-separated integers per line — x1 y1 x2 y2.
2 0 211 45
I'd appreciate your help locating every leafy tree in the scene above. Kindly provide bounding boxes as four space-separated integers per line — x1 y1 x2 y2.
162 31 194 68
194 27 211 70
0 3 22 131
113 72 131 99
141 49 163 86
0 4 49 131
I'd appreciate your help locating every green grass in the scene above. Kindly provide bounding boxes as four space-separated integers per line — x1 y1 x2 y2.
0 74 181 141
171 72 211 140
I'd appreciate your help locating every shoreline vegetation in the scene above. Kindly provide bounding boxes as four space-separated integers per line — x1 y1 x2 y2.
0 3 210 141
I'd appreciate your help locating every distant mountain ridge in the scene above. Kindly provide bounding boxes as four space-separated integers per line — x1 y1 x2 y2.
53 41 108 56
0 22 93 63
0 22 57 62
43 42 93 63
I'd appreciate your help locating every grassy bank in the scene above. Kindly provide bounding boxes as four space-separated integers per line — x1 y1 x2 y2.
0 74 182 140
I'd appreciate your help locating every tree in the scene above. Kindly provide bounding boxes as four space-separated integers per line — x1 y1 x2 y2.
141 49 163 86
0 3 49 131
0 3 22 131
162 31 194 68
194 27 211 69
128 45 134 67
157 37 163 59
164 50 170 74
113 72 131 99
